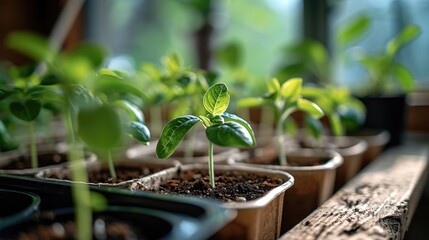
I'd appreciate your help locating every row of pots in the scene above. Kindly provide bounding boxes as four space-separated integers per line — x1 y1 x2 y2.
0 128 389 239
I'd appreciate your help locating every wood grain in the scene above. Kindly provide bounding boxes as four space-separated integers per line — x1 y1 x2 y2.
281 142 428 240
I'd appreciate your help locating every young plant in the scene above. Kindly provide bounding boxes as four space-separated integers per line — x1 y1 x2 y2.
237 78 324 165
156 83 256 188
0 64 58 168
77 68 151 180
354 25 420 96
302 86 366 136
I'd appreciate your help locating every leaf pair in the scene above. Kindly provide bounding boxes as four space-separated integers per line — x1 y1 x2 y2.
156 83 256 159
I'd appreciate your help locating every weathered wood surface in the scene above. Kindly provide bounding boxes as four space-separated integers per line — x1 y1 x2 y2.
281 142 428 240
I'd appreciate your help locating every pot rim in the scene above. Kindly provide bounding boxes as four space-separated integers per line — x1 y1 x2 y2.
130 163 294 210
347 128 390 147
236 148 343 172
0 189 40 230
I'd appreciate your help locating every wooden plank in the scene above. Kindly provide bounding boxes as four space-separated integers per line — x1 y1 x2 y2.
281 142 428 240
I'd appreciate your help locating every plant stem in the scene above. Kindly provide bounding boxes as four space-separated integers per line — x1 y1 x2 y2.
208 142 215 188
276 108 296 166
28 122 38 169
107 150 117 180
63 107 92 240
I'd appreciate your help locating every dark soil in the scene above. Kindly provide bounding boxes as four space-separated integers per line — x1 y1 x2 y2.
47 165 165 184
9 215 140 240
143 169 284 202
2 152 67 170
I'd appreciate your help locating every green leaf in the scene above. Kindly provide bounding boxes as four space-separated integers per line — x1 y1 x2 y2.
338 104 365 131
304 115 323 140
281 78 302 103
328 113 344 136
336 14 371 46
236 97 265 108
69 43 106 68
40 74 61 85
199 115 212 128
386 25 420 57
297 99 324 119
129 121 150 144
156 115 201 158
0 88 15 100
215 42 242 68
203 83 229 115
206 122 254 148
78 105 122 150
10 99 42 122
267 78 281 94
90 192 107 212
392 62 415 92
114 100 144 123
6 31 55 62
222 112 256 146
301 87 325 99
96 70 147 100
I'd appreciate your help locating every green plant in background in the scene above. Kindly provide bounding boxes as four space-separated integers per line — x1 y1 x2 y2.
237 78 324 165
353 25 420 96
156 83 256 188
0 63 62 168
302 86 366 137
137 52 214 135
77 68 150 179
274 14 371 85
5 31 149 239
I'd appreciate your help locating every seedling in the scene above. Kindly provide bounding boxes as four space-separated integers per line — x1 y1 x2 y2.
302 86 366 136
354 25 420 96
156 83 256 188
237 78 324 165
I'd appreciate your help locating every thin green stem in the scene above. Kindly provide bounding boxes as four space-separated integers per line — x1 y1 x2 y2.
63 107 92 240
208 142 215 188
107 150 117 180
28 122 38 169
276 107 296 166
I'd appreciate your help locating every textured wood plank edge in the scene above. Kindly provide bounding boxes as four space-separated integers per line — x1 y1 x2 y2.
280 143 429 240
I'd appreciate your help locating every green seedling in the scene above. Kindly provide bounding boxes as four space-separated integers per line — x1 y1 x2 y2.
237 78 324 165
302 86 366 137
355 25 420 96
156 83 256 188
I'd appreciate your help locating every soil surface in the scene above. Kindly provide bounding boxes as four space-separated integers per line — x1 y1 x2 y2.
9 215 140 240
47 165 165 184
2 152 67 170
144 169 284 202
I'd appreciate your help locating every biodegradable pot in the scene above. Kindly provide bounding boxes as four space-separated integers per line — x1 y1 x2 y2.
358 94 407 147
127 139 239 164
0 143 97 176
234 148 343 233
36 158 181 188
130 163 294 240
0 189 40 230
347 128 390 169
324 137 367 190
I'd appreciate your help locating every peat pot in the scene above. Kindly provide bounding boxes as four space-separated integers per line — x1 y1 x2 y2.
234 148 343 233
130 163 294 240
326 136 368 190
36 158 181 188
348 128 390 169
0 189 40 230
0 143 96 176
